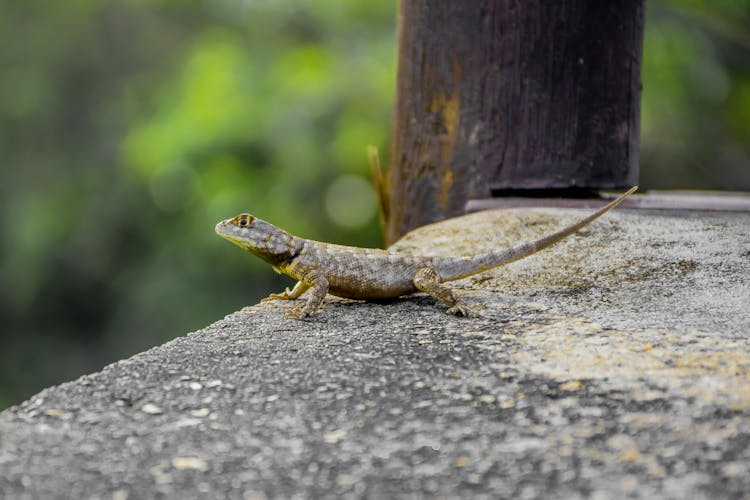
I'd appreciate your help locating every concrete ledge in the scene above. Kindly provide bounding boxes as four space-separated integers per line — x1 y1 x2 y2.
1 207 749 498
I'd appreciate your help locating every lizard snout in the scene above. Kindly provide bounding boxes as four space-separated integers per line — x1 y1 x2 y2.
215 220 230 235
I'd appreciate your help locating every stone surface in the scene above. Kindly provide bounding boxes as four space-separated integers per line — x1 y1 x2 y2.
1 207 748 499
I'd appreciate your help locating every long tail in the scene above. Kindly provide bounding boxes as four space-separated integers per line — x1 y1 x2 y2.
438 186 638 281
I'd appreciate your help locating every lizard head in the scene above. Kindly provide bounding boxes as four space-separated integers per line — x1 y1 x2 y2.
215 213 301 265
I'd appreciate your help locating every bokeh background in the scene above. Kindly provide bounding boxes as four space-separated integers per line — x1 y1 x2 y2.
1 0 748 410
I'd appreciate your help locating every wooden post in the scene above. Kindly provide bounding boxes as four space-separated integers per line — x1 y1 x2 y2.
386 0 644 244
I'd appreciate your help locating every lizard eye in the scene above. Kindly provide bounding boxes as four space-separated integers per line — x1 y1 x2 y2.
233 214 255 228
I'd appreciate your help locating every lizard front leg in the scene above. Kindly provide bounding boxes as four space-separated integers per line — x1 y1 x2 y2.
262 281 310 302
414 267 475 316
285 270 329 319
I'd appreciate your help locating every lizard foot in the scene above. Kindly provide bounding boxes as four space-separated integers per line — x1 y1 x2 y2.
284 304 312 320
262 290 292 302
446 301 479 317
262 282 310 303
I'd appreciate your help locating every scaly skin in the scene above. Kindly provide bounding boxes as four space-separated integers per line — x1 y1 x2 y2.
215 186 637 318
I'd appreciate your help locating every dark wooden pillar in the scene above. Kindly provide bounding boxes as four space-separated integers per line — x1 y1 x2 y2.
386 0 644 244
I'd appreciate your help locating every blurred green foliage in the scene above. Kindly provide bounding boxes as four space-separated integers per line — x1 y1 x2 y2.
1 1 749 410
0 0 394 409
642 0 750 188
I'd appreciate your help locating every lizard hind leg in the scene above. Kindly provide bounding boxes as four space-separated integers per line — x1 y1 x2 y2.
413 267 475 317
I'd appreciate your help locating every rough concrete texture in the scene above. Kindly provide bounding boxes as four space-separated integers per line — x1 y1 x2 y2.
1 207 749 499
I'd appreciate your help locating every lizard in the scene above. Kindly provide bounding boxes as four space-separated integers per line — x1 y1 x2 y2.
215 186 637 318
